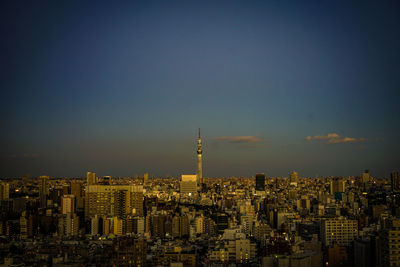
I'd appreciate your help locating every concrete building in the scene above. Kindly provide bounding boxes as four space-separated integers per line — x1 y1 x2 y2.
255 173 266 192
354 238 373 267
209 236 256 263
290 171 299 186
86 171 97 186
380 218 400 267
180 175 197 196
113 216 124 236
0 182 9 200
321 218 358 246
195 215 204 234
330 178 345 194
391 171 399 191
70 182 84 210
362 170 371 183
85 184 143 219
59 213 79 237
39 175 49 208
61 194 75 215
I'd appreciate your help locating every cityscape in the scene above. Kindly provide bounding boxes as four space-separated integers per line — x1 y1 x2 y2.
0 129 399 266
1 1 400 267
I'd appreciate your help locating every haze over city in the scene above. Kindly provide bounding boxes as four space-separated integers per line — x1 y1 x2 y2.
1 1 399 178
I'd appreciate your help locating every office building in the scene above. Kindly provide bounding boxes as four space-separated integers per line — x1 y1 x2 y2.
39 175 49 208
85 184 143 219
391 171 399 191
61 194 75 214
321 218 358 246
354 238 373 267
70 182 84 210
290 171 299 185
255 173 266 192
362 170 371 183
87 171 97 186
180 175 197 195
380 218 400 267
0 182 9 200
59 213 79 237
143 172 149 184
109 238 147 267
330 178 346 195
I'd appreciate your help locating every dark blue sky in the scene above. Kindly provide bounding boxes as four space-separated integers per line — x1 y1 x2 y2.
1 1 399 178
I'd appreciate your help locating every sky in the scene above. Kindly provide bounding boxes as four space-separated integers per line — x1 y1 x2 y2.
1 1 399 178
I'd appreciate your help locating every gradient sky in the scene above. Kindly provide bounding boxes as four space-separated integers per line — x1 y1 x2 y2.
1 1 399 178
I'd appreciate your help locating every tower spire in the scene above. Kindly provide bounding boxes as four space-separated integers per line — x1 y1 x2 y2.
197 127 203 189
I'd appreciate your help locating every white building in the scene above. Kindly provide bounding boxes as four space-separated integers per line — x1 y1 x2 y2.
61 194 75 214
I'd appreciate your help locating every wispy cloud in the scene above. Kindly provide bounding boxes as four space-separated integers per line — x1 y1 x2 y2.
213 136 262 143
1 153 40 159
305 133 366 144
305 133 340 141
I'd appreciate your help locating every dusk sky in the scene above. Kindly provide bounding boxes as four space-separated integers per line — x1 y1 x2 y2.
1 1 399 178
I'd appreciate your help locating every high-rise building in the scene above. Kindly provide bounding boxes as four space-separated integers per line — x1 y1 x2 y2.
380 218 400 267
180 175 197 196
362 170 371 183
330 178 346 194
19 211 28 239
354 238 374 267
113 216 125 236
240 215 254 235
255 173 266 192
321 218 358 246
109 238 147 267
86 171 97 186
290 171 299 185
39 175 49 208
59 213 79 237
65 213 79 236
61 195 75 215
131 192 144 216
195 215 204 234
326 243 348 267
143 172 149 184
197 126 203 187
85 185 143 219
391 171 399 191
180 214 189 237
91 215 100 235
172 216 181 237
151 214 166 238
70 182 84 210
0 182 9 200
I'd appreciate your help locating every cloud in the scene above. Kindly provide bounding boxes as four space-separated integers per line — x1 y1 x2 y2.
305 133 340 140
213 136 262 143
1 153 40 159
305 133 366 144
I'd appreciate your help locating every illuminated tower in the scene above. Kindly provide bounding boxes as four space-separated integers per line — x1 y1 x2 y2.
197 126 202 186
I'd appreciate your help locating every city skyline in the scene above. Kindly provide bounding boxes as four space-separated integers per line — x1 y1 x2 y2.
0 127 396 179
1 1 400 177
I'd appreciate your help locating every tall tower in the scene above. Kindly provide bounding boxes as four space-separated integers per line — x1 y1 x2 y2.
39 175 49 208
197 126 202 186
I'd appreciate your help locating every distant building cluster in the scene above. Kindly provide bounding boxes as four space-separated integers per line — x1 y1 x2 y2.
0 131 399 267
